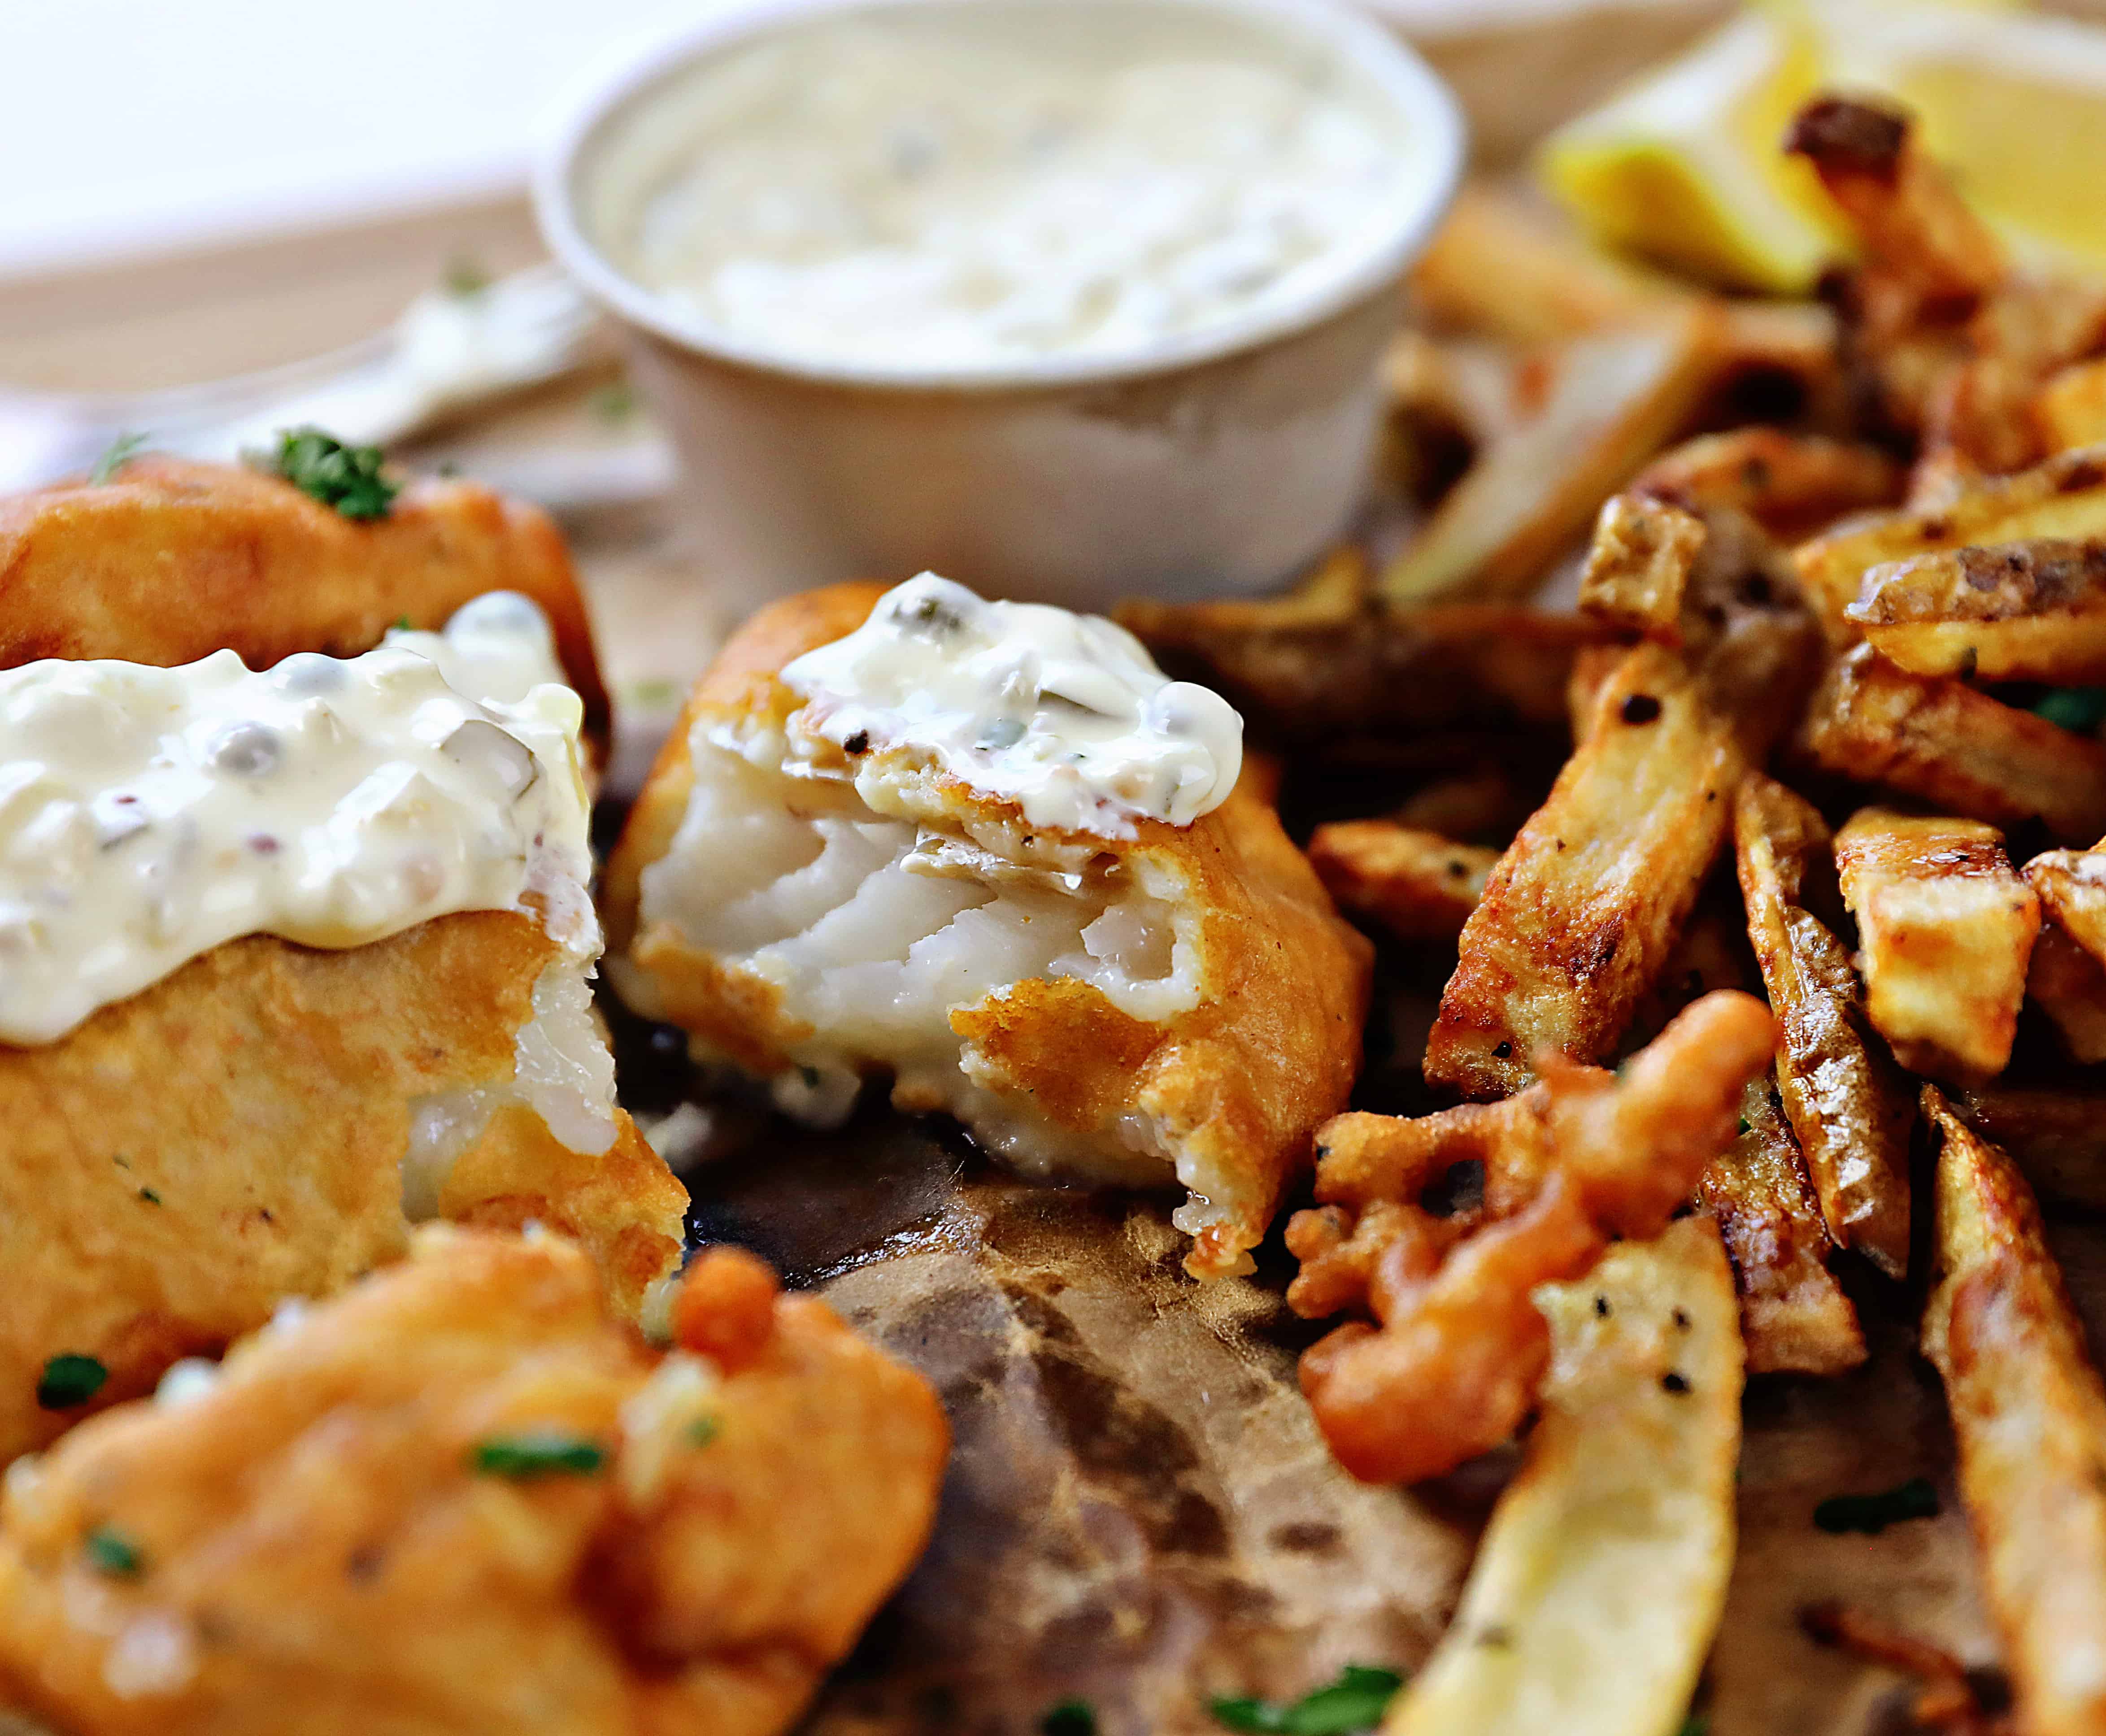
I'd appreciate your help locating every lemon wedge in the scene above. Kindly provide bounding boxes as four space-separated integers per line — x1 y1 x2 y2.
1541 0 2106 293
1539 9 1852 294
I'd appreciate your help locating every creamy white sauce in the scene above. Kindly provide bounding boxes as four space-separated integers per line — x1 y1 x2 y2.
589 3 1413 372
0 595 593 1046
781 573 1241 837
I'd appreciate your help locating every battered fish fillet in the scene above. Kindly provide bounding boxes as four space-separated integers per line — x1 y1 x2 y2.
605 584 1370 1280
0 458 610 757
0 912 687 1463
0 1228 948 1736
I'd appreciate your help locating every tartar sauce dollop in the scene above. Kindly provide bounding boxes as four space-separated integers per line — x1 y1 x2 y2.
782 573 1242 835
0 593 591 1047
593 4 1411 371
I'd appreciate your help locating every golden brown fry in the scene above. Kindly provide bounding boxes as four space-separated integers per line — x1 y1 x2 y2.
1295 992 1773 1484
1834 809 2041 1084
1697 1075 1866 1376
1953 1085 2106 1210
2025 923 2106 1066
1633 428 1906 544
2024 846 2106 969
1846 539 2106 683
1380 305 1727 606
0 456 612 757
0 1229 948 1736
1797 644 2106 844
1734 774 1915 1279
1921 1088 2106 1736
1577 492 1706 641
1306 821 1499 943
1795 445 2106 638
1925 278 2106 481
2036 357 2106 455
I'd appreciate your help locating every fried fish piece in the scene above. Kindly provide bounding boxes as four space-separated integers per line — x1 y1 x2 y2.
1845 539 2106 685
1291 992 1772 1484
606 581 1368 1280
1305 821 1499 943
0 910 688 1463
1734 775 1915 1277
1921 1089 2106 1736
0 457 611 756
0 1228 948 1736
1834 809 2041 1085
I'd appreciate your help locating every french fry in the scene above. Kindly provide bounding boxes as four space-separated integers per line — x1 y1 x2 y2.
1834 809 2041 1084
1795 445 2106 637
2024 847 2106 969
1380 305 1728 607
2026 922 2106 1066
1953 1083 2106 1210
1427 543 1819 1099
1734 774 1915 1279
1697 1075 1867 1376
1921 1088 2106 1736
1381 1218 1741 1736
1307 822 1500 943
2036 357 2106 455
1633 428 1905 544
1797 644 2106 844
1577 493 1706 642
1846 539 2106 684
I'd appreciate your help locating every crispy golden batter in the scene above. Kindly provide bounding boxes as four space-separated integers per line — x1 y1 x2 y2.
0 1229 947 1736
607 583 1369 1280
1921 1090 2106 1736
1305 821 1499 943
1846 539 2106 684
0 913 686 1462
1696 1076 1866 1376
1797 644 2106 844
1291 992 1772 1484
1834 809 2041 1084
0 457 610 757
1733 775 1915 1278
1576 493 1706 642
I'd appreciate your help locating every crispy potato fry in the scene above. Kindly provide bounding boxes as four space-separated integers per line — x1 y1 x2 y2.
1953 1085 2106 1211
1796 644 2106 844
1577 493 1706 641
1380 305 1728 607
2036 357 2106 455
1307 822 1500 943
1295 992 1771 1484
1381 1217 1740 1736
1697 1075 1867 1376
1926 278 2106 482
1427 544 1819 1098
1796 446 2106 638
2023 847 2106 969
1921 1088 2106 1736
1633 429 1906 544
1834 809 2041 1084
1846 539 2106 683
2026 922 2106 1066
1734 775 1915 1279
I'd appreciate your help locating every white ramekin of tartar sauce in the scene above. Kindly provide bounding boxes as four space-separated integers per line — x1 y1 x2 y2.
535 0 1463 611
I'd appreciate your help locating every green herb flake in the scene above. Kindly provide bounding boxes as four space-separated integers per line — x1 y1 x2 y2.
588 380 638 424
391 615 415 633
89 431 149 485
256 427 399 521
36 1353 108 1410
1210 1665 1406 1734
1678 1716 1709 1736
2033 687 2106 734
1736 1116 1750 1136
1040 1699 1097 1736
687 1414 721 1448
83 1526 143 1579
470 1430 606 1481
443 254 491 297
1814 1475 1939 1536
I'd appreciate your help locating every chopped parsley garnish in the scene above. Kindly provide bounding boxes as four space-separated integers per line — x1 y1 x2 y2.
2032 687 2106 734
36 1353 107 1410
1814 1476 1939 1535
1210 1665 1405 1733
256 427 398 521
470 1430 606 1480
687 1414 721 1448
1041 1700 1097 1736
392 615 415 632
588 380 637 423
443 254 491 296
1678 1717 1709 1736
83 1526 143 1578
89 431 149 485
